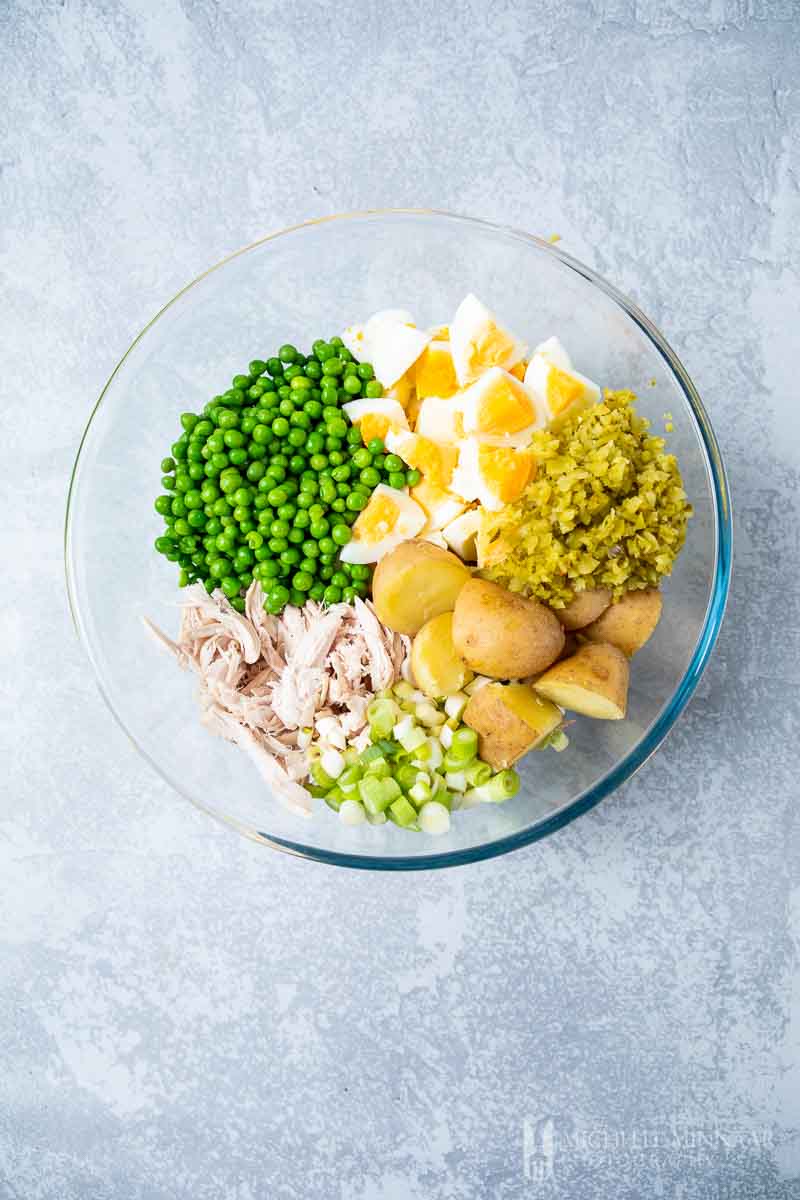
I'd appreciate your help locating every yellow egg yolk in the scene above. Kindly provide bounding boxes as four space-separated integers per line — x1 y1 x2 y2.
473 375 535 436
400 435 457 487
415 343 458 400
464 321 517 378
477 444 535 503
359 413 402 445
509 359 527 381
546 365 586 415
352 492 400 542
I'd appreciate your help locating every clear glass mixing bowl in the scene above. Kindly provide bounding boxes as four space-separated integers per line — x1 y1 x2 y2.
65 210 731 869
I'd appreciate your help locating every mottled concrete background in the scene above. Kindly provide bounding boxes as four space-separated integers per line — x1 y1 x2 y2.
2 1 799 1197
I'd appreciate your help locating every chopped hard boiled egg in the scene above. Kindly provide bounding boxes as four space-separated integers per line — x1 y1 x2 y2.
414 395 464 444
343 309 430 389
415 341 459 400
442 508 482 562
384 430 458 489
411 478 467 531
339 485 426 565
449 293 527 385
459 367 544 442
342 397 409 446
532 335 572 372
450 440 535 512
524 353 600 427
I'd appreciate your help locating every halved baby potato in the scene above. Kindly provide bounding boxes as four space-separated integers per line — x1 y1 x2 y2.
372 539 471 635
452 578 564 679
411 612 473 699
582 588 662 657
463 682 563 770
533 642 630 720
555 588 612 631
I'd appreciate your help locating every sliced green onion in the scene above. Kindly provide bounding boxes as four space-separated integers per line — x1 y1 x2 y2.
416 702 445 727
364 755 391 780
450 727 478 761
324 786 345 811
439 724 454 751
397 724 427 754
388 795 418 828
473 769 521 804
393 680 415 701
444 692 468 719
444 770 467 793
409 780 432 807
337 765 362 795
320 748 345 779
339 798 367 825
443 750 475 774
367 698 400 739
548 729 569 752
366 809 388 826
395 763 420 792
418 800 450 835
465 760 492 787
311 761 335 789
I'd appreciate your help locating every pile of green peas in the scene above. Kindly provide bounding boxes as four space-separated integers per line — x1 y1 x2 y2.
153 337 422 615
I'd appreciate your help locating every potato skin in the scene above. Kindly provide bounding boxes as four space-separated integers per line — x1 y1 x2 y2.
582 588 662 657
453 579 565 679
464 682 563 769
372 539 471 635
555 588 612 631
533 642 630 720
411 612 473 698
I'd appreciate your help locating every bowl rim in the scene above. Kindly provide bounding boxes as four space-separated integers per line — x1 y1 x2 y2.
65 207 733 871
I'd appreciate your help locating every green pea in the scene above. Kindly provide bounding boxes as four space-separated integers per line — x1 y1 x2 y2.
279 344 298 364
280 547 301 566
304 359 322 380
331 498 346 513
388 472 407 489
272 417 290 438
292 570 314 592
268 536 288 553
294 509 311 529
321 357 343 376
154 495 172 515
332 524 352 546
323 584 342 604
359 467 380 487
343 374 361 396
405 468 422 486
287 528 305 545
346 492 368 512
271 519 290 538
187 509 206 529
364 380 384 399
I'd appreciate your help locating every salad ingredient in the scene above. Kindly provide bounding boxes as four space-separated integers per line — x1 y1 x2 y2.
410 479 466 532
581 587 663 657
450 439 534 511
372 539 471 635
458 367 540 441
342 396 409 445
153 339 423 615
524 340 601 430
415 341 459 401
478 391 692 606
338 485 426 565
463 682 563 770
557 588 613 632
452 579 565 679
415 395 463 443
449 293 527 385
307 676 522 831
145 581 410 813
343 310 430 389
442 509 481 561
418 801 451 836
411 612 474 699
533 642 630 720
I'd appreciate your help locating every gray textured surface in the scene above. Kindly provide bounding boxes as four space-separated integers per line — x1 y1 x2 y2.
2 1 799 1197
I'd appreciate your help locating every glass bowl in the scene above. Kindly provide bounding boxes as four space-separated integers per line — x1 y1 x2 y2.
65 210 731 869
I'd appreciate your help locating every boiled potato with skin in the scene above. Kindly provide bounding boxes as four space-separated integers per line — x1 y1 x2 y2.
372 539 471 635
464 682 563 770
533 642 629 720
556 588 612 631
453 579 564 679
411 612 474 698
582 588 662 657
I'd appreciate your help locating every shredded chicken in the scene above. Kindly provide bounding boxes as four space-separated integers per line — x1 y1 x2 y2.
145 582 409 817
